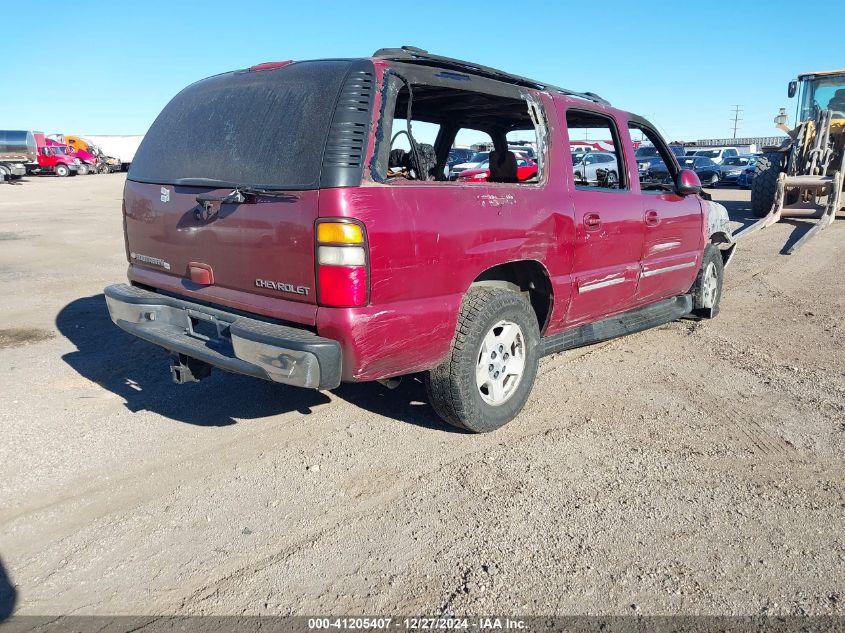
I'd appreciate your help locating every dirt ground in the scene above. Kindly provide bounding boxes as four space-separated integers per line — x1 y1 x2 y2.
0 174 843 617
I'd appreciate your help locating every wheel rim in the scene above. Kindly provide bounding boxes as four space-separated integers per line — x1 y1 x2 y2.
476 319 526 406
702 261 719 308
607 172 617 185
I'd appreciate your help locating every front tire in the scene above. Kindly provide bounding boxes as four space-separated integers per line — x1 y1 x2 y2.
426 287 540 433
751 152 783 217
690 244 724 319
55 165 70 177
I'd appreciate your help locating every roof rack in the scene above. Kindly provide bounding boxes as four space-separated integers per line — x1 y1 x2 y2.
372 46 610 106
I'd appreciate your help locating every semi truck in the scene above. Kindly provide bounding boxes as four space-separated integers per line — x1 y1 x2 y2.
32 132 79 176
0 130 36 183
79 135 144 170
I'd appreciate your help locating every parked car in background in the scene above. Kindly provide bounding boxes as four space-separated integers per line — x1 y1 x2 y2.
691 147 739 164
737 160 758 189
635 144 685 160
449 151 490 178
450 148 529 179
716 155 757 187
572 151 618 186
456 156 538 182
447 148 474 167
507 143 536 159
637 155 666 180
648 155 721 186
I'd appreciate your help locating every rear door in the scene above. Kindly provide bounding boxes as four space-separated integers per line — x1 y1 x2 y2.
123 181 319 305
628 121 703 302
562 107 644 325
123 60 364 321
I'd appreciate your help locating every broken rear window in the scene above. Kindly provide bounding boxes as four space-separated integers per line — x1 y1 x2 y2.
128 61 351 190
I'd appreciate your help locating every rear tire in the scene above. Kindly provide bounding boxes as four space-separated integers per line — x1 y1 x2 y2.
55 164 70 177
690 244 724 319
77 164 89 176
425 287 540 433
751 152 783 217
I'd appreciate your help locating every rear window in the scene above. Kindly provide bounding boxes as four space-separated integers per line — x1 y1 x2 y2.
128 60 351 190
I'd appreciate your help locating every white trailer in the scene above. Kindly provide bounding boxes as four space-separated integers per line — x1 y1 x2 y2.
80 135 144 169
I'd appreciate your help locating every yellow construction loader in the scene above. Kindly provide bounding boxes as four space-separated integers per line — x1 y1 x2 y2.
735 70 844 253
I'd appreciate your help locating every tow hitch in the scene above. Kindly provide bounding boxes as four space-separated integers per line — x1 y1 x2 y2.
169 353 212 384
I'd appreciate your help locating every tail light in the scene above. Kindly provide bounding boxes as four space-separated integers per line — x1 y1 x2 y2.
316 220 368 307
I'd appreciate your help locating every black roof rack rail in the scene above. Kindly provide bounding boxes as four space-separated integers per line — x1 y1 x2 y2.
372 46 610 106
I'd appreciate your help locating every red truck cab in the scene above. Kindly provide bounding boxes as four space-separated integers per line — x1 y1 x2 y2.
33 133 79 176
105 47 735 432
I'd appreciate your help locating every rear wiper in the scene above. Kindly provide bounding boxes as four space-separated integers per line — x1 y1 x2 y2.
187 182 296 221
172 178 293 200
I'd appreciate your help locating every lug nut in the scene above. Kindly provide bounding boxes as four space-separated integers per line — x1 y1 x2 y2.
489 364 494 371
491 351 497 359
503 353 509 360
494 371 499 378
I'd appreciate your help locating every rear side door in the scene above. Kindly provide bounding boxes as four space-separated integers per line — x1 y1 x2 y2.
628 120 703 302
562 107 644 325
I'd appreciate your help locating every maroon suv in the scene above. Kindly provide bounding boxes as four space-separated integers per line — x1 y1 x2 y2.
105 47 736 432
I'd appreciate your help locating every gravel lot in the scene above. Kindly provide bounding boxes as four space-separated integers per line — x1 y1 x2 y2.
0 174 843 617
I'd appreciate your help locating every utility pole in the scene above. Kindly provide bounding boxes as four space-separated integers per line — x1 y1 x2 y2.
730 105 743 139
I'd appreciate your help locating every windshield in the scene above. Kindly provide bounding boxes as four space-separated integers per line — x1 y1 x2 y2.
722 157 750 166
129 60 352 189
468 152 489 163
797 74 845 121
694 150 719 158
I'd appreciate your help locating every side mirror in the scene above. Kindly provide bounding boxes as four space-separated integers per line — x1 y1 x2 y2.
676 169 702 196
788 80 797 98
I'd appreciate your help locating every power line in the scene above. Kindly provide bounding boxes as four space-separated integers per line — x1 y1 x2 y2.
730 105 743 139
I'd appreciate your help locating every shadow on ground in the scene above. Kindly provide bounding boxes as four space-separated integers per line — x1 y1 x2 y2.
56 295 456 431
0 558 16 621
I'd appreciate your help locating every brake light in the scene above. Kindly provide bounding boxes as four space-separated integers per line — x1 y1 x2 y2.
316 220 368 307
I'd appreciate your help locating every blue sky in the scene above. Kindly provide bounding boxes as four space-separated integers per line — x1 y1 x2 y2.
4 1 842 141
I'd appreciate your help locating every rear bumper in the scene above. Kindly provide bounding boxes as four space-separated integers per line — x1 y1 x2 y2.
104 284 341 389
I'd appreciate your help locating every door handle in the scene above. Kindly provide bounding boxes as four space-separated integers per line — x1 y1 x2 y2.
645 209 660 226
584 212 602 231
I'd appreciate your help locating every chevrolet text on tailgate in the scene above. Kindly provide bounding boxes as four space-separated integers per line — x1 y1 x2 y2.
105 46 736 433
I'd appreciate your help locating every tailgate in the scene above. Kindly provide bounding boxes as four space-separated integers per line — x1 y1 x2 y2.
124 179 318 311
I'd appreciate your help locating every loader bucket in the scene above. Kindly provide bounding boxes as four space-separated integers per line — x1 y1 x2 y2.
734 170 842 254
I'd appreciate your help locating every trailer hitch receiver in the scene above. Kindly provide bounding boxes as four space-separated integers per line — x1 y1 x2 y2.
170 353 212 384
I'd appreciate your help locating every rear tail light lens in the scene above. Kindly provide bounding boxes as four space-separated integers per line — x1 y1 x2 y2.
316 221 368 307
317 222 364 244
318 266 367 307
318 246 366 266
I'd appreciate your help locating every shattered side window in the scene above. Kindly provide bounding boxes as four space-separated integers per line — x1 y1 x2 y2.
378 79 544 185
